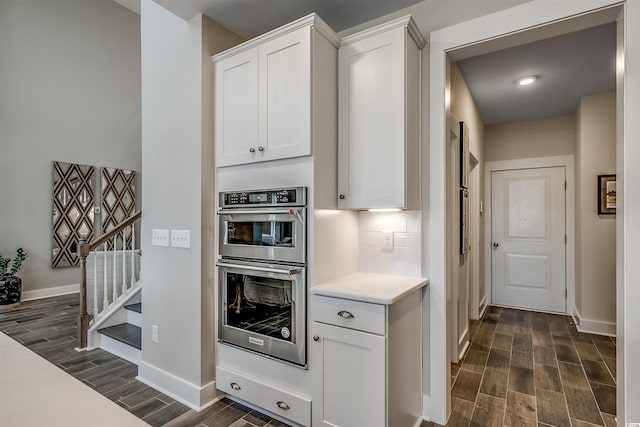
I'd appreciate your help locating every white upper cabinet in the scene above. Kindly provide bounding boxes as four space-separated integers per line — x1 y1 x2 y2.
214 15 338 167
337 16 425 209
215 49 259 165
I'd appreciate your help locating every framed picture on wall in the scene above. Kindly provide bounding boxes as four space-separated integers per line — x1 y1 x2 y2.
460 121 470 189
460 188 470 255
597 174 616 216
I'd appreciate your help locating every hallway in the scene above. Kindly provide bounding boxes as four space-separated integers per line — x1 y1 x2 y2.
446 306 616 426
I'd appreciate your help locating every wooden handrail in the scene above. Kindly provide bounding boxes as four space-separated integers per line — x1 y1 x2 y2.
80 211 141 257
77 211 141 348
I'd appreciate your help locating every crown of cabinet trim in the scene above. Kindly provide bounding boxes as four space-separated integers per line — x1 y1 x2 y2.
340 15 426 49
212 13 339 62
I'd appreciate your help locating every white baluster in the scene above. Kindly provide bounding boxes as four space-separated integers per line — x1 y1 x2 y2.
103 242 108 311
112 236 117 303
122 229 127 295
93 250 98 316
130 222 136 286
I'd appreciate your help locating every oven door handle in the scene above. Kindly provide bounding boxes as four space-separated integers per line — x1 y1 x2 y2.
216 261 300 276
217 208 303 217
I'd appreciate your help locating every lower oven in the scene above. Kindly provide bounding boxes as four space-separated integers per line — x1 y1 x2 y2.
217 258 306 366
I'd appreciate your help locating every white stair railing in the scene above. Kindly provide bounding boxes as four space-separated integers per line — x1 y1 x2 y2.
78 212 141 348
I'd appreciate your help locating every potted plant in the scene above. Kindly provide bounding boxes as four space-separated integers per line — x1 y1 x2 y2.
0 248 28 307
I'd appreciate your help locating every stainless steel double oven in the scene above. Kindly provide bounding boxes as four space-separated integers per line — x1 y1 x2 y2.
217 187 307 366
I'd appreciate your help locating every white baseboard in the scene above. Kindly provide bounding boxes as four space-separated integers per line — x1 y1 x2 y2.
479 296 488 318
572 305 616 337
137 361 217 411
21 284 79 301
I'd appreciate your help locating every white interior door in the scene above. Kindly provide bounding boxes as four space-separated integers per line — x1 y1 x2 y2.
491 167 566 313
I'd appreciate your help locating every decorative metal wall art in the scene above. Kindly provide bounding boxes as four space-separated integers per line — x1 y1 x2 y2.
101 168 136 250
51 162 137 268
52 162 96 268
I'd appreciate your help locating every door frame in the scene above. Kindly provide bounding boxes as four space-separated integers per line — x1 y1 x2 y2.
483 156 575 315
427 1 638 423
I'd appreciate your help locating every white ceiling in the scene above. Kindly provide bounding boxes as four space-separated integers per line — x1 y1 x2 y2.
456 23 617 125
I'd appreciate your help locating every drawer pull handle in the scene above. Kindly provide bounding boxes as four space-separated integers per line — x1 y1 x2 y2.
277 401 290 410
338 310 354 319
230 382 241 390
313 335 320 342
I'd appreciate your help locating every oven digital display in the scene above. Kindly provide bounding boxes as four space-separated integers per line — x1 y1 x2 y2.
224 189 297 206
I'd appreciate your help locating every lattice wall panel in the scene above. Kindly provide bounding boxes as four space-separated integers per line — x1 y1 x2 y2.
52 161 95 268
101 168 136 250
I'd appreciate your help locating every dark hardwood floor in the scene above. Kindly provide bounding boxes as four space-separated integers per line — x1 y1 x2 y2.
0 294 288 427
423 306 617 427
1 295 616 426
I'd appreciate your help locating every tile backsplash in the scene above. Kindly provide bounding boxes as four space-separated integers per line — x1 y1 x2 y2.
358 211 422 277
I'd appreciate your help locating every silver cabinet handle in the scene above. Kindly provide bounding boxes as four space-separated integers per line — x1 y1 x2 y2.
277 401 290 410
258 146 265 152
313 335 320 342
230 382 241 390
249 147 256 153
338 310 354 319
493 242 499 248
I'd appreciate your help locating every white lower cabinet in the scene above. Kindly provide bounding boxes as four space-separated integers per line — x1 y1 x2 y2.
311 293 422 427
216 366 311 426
312 322 386 426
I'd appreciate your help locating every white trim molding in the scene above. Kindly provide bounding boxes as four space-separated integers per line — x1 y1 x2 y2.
21 284 79 301
573 305 616 337
137 362 218 411
483 155 576 316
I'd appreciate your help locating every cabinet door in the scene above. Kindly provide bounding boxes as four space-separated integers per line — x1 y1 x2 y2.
338 29 406 209
312 322 386 427
258 27 311 162
215 48 259 167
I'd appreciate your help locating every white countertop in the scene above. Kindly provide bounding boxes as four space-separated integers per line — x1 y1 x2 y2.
311 272 428 305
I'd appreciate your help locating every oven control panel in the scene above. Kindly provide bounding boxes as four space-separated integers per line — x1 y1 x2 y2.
221 187 306 208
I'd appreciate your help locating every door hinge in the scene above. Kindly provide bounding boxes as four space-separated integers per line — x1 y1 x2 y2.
565 235 567 244
564 181 567 190
565 289 568 298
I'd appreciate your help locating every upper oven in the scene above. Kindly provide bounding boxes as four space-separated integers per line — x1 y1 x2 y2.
218 187 306 264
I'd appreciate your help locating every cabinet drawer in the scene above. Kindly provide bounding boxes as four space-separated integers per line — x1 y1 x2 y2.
216 366 311 426
312 295 386 335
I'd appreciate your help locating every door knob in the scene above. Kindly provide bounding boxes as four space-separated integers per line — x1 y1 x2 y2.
492 242 499 248
313 335 320 342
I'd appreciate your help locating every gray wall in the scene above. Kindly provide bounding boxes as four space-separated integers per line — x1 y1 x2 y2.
139 0 243 407
485 114 575 162
0 0 141 294
575 92 616 327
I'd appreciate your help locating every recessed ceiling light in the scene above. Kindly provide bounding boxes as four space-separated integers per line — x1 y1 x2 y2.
517 76 537 86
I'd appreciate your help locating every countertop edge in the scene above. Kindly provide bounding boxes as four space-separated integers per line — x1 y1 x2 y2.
310 278 428 305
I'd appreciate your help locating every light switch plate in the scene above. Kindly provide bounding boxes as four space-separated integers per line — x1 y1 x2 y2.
171 229 191 248
152 229 169 247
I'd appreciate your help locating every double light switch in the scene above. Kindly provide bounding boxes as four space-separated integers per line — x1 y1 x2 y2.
152 229 190 248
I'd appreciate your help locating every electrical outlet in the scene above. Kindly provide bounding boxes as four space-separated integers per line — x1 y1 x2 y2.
152 229 169 247
382 231 394 249
171 229 191 248
152 325 159 343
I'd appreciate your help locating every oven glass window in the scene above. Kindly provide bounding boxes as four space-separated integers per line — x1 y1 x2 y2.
226 221 293 247
225 272 294 342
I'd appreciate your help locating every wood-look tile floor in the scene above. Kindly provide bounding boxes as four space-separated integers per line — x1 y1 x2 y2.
423 306 617 427
0 295 289 427
1 295 616 427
